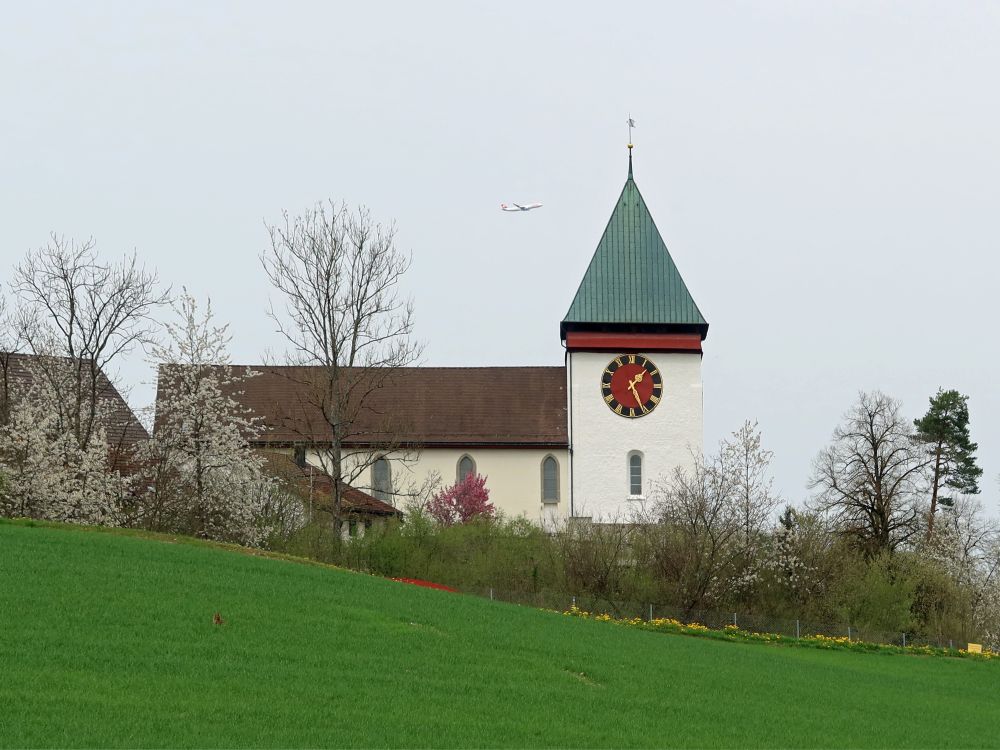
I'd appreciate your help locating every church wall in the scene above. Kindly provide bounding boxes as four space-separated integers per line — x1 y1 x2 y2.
568 350 702 521
378 448 570 524
297 446 570 525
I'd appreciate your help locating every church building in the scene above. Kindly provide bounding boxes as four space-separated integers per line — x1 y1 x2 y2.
163 151 708 525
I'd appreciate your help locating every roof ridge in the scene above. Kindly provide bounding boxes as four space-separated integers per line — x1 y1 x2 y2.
173 364 566 372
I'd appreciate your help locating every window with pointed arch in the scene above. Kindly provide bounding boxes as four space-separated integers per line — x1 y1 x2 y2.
372 457 392 502
457 454 476 483
627 451 643 498
541 455 559 503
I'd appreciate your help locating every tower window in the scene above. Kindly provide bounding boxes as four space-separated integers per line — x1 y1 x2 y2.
372 457 392 502
541 455 559 503
628 451 643 497
457 454 476 482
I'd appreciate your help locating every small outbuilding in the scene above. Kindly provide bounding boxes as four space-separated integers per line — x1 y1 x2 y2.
259 451 402 540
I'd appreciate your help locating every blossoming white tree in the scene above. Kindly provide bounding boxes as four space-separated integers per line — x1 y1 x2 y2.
0 237 164 525
0 356 127 524
145 292 303 546
925 495 1000 646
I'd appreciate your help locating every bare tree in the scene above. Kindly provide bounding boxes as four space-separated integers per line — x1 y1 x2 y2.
12 235 168 452
261 201 423 523
809 390 928 555
554 516 637 612
645 421 779 613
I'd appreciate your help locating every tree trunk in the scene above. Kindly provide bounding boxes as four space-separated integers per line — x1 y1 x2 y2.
330 434 344 528
194 449 205 538
926 443 943 540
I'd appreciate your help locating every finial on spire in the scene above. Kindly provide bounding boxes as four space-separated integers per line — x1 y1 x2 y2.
626 115 635 177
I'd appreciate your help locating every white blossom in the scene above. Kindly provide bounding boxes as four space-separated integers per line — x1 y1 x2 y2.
142 292 304 546
0 357 129 524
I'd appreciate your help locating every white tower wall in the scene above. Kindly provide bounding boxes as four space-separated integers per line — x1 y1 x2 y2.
567 350 703 521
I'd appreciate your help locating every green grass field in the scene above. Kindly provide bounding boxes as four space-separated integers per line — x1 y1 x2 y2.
2 519 999 748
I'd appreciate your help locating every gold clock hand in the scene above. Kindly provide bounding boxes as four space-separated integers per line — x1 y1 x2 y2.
627 373 644 405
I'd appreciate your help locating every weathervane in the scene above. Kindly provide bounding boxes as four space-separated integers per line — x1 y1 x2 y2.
627 115 635 150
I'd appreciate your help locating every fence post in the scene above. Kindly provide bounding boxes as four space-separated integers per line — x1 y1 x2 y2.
848 626 851 641
902 632 906 648
733 612 737 627
796 619 800 640
572 595 576 609
489 587 494 601
950 639 954 650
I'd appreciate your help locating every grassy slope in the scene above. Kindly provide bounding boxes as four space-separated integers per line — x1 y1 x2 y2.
1 521 998 748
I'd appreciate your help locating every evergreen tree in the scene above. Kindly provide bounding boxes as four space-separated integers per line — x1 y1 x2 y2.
914 388 982 539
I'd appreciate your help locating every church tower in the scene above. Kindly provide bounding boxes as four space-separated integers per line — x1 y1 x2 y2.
561 149 708 520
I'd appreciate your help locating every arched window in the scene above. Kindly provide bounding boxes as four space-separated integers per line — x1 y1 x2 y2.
541 455 559 503
628 451 643 497
372 457 392 502
457 454 476 482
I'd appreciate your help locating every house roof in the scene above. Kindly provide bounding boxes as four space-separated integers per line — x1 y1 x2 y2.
259 451 402 517
155 365 569 448
0 352 149 447
561 154 708 340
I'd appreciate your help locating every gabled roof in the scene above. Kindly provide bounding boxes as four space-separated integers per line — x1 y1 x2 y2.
561 155 708 340
0 352 149 446
156 365 569 448
259 451 402 517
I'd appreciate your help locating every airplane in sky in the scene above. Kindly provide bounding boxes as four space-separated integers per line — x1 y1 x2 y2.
500 202 543 212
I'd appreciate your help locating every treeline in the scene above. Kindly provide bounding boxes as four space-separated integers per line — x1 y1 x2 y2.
285 411 999 649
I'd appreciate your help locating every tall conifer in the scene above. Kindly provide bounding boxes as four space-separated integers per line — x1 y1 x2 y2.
913 388 982 539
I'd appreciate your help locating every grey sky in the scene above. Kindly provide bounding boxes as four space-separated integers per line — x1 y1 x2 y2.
3 1 998 509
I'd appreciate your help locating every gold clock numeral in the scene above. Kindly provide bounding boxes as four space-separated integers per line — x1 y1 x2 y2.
614 403 623 415
614 357 623 367
653 382 662 391
649 394 660 405
628 407 636 417
601 381 611 390
639 403 649 414
604 367 613 375
604 393 614 404
627 354 636 364
649 368 659 376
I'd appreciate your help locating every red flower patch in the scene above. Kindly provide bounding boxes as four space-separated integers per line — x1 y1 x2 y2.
391 577 459 593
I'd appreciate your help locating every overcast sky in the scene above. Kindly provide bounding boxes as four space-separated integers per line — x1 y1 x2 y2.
2 1 998 510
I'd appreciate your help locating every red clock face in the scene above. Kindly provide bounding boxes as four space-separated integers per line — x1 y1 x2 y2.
600 354 663 418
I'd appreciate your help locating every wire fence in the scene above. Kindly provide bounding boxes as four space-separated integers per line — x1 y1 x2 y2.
455 585 970 651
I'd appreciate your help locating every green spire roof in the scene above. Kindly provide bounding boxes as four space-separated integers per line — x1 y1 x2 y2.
561 155 708 339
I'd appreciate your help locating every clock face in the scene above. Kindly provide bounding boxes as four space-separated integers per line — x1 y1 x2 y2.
601 354 663 418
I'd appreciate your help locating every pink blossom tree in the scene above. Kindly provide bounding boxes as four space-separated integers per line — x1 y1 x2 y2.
426 473 495 526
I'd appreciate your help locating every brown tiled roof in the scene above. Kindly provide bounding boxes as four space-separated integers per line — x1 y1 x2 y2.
157 365 568 447
1 352 149 446
259 451 401 517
